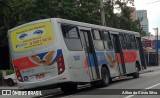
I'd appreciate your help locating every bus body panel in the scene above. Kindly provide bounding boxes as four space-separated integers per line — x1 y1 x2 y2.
123 50 142 74
56 22 92 82
62 50 91 82
8 18 144 90
96 51 120 78
8 19 71 89
122 50 137 74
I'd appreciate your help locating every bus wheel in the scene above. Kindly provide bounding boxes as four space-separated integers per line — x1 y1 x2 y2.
6 78 15 86
101 67 111 87
60 83 77 93
132 66 139 78
91 81 101 88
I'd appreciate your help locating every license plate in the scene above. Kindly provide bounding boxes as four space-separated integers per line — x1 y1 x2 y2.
36 73 44 79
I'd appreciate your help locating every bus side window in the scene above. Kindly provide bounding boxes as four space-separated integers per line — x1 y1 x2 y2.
62 25 79 38
102 31 113 50
124 34 132 49
61 24 82 51
119 34 126 50
130 35 137 49
92 30 105 51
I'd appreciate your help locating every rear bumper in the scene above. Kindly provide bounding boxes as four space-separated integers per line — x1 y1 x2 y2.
18 74 69 90
13 79 17 83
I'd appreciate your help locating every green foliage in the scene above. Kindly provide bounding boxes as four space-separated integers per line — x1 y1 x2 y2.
0 0 145 46
6 70 14 75
0 70 14 79
104 0 145 36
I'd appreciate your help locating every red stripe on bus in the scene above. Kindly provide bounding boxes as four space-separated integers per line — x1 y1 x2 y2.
123 51 137 63
13 57 39 70
116 51 137 64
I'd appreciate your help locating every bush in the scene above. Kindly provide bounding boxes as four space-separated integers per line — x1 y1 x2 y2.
6 70 14 75
0 70 14 80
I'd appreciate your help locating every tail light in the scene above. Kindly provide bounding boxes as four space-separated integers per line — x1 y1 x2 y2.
14 66 23 82
57 55 65 75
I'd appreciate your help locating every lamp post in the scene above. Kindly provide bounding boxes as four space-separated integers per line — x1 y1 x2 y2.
156 28 159 66
153 28 159 66
100 0 106 26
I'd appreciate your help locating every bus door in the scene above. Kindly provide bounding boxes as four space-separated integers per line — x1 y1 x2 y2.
79 29 100 80
112 34 126 75
136 37 147 69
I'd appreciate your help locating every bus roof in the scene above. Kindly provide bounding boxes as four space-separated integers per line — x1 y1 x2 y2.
8 18 140 36
8 18 51 34
56 18 140 36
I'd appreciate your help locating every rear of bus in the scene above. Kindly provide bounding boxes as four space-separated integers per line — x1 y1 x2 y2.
8 19 68 89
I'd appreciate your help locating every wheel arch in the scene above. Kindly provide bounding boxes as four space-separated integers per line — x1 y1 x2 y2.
101 64 111 78
6 78 15 86
7 78 13 81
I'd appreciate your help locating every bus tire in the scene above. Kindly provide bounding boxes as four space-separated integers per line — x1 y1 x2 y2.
101 67 111 87
132 65 139 78
60 83 77 93
6 78 15 86
91 81 101 88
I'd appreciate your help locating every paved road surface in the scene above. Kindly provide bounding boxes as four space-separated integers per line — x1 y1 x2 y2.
40 70 160 98
1 70 160 98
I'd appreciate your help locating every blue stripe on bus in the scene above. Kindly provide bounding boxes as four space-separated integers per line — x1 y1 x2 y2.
88 53 95 67
96 51 115 66
36 49 62 62
52 49 62 62
37 52 48 60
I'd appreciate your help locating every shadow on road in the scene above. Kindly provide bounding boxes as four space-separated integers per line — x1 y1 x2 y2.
33 77 136 98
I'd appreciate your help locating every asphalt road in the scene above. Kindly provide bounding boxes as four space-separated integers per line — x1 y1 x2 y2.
1 70 160 98
39 70 160 98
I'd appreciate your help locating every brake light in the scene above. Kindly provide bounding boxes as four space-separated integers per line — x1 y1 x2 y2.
14 66 23 82
57 55 65 75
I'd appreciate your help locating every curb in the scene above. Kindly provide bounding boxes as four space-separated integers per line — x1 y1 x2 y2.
140 68 160 74
140 70 154 74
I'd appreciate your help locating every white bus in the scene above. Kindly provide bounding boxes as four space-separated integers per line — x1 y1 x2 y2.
8 18 146 92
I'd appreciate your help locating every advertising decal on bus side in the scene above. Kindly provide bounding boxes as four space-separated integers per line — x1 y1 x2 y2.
96 51 117 68
96 51 137 68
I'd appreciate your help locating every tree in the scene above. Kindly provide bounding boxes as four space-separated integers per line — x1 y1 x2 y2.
0 0 146 46
0 0 101 46
51 0 101 24
103 0 145 35
0 0 11 46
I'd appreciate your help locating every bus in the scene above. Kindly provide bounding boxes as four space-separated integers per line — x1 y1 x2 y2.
8 18 146 92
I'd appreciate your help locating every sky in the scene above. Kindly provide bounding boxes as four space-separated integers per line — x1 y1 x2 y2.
134 0 160 35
